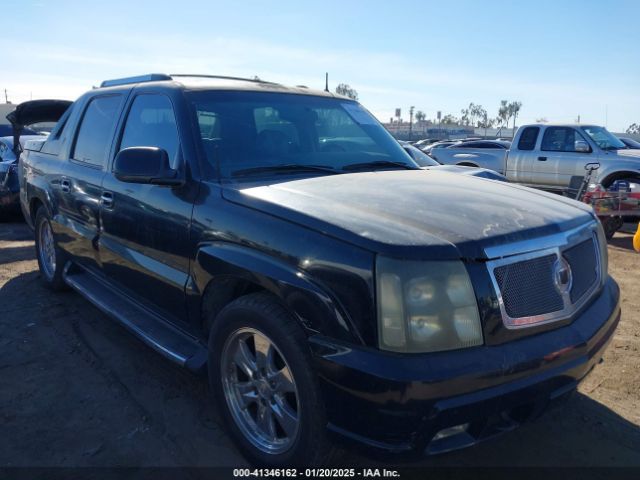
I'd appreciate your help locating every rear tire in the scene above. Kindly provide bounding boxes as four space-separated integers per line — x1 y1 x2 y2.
208 292 335 467
34 207 68 291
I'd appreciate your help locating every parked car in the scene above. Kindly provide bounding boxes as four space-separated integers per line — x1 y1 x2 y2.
413 138 437 147
619 137 640 149
430 140 511 172
401 143 506 181
0 124 41 137
421 140 460 154
19 75 619 467
1 100 70 218
1 136 51 217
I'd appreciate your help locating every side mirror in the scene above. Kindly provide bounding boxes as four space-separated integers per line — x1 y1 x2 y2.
575 140 591 153
114 147 182 186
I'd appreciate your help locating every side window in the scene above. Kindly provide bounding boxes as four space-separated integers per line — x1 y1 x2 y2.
119 94 180 169
517 127 539 151
541 127 590 153
0 142 7 160
73 95 122 167
48 104 74 140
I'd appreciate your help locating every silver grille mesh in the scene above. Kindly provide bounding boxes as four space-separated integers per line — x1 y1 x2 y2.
489 229 601 327
564 238 598 303
494 254 564 318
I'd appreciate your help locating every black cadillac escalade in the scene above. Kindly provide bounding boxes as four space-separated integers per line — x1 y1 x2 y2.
18 74 620 466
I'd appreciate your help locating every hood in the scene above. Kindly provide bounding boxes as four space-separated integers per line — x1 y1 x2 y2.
222 170 594 260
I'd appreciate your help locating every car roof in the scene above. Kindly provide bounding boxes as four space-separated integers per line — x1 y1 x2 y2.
95 73 349 100
522 123 603 129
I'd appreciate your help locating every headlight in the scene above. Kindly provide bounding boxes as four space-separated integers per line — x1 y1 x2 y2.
376 256 483 353
595 220 609 284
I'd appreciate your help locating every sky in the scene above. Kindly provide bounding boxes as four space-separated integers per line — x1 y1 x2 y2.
1 0 639 132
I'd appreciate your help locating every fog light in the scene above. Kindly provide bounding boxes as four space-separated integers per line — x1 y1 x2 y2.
431 423 469 441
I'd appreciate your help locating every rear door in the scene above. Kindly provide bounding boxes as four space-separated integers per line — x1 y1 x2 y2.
99 92 198 324
531 126 596 189
55 94 125 273
506 126 540 184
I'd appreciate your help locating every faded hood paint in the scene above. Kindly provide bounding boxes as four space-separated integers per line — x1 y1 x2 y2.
223 170 595 260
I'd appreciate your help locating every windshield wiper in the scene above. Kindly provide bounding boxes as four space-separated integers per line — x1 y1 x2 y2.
342 160 418 172
232 164 339 177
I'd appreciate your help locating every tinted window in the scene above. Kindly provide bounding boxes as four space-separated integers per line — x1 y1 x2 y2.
541 127 590 153
0 141 8 160
517 127 539 150
119 94 180 168
458 141 502 149
73 95 122 166
49 103 74 140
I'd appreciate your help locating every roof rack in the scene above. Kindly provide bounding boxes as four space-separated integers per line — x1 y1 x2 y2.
99 73 282 89
100 73 172 88
169 74 280 85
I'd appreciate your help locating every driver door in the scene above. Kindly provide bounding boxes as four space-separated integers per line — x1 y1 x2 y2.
532 126 596 189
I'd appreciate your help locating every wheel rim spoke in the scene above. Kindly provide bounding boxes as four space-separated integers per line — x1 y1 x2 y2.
234 381 258 409
233 339 257 378
257 403 276 440
270 398 298 437
253 333 273 372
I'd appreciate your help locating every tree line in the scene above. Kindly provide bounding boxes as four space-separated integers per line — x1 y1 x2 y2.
414 100 522 136
334 83 524 136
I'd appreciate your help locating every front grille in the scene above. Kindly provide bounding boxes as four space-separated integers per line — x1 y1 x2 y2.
488 226 601 328
563 238 598 303
494 254 564 318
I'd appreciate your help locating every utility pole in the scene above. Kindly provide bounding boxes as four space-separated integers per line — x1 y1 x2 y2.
324 73 329 93
409 106 414 141
4 89 8 103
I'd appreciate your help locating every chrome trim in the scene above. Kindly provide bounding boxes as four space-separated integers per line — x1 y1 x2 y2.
486 222 601 329
484 222 596 260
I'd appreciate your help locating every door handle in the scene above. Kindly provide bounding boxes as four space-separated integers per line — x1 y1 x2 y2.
537 156 547 161
100 191 114 208
60 179 71 193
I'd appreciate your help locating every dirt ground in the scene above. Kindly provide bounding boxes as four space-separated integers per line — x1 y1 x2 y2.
1 218 639 469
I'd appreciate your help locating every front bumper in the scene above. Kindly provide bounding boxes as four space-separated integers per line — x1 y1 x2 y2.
311 277 620 456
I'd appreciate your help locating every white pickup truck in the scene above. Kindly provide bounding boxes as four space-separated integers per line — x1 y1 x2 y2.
433 124 640 193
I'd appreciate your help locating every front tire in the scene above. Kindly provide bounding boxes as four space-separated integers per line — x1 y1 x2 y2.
34 207 67 291
208 293 334 466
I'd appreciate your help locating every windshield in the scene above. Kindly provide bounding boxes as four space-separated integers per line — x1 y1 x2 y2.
187 91 416 179
581 126 627 150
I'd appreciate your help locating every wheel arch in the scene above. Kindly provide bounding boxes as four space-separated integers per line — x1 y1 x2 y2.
191 242 361 344
600 169 640 188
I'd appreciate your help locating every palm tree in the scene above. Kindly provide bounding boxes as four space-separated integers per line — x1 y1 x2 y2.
509 101 522 137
